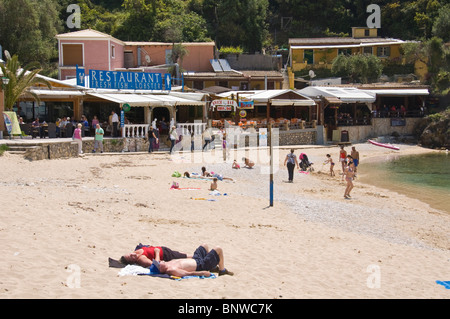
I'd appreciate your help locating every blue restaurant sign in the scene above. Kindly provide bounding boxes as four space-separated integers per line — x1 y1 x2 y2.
88 69 171 90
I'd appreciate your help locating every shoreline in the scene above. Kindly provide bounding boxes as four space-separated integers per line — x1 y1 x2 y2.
0 142 449 299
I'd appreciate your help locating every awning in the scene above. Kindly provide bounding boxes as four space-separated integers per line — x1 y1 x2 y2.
270 98 316 106
325 97 342 104
26 89 85 98
87 93 205 107
299 87 375 103
216 89 316 106
363 89 429 96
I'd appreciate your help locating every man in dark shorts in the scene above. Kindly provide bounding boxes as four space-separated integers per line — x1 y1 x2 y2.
155 244 234 277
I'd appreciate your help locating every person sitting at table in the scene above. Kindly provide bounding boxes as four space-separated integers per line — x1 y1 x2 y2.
91 115 99 129
32 117 43 138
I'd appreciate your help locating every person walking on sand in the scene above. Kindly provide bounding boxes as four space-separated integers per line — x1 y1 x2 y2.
93 123 104 153
73 123 83 154
169 126 178 154
202 128 212 151
339 145 347 175
324 154 335 176
155 244 234 277
284 149 299 183
351 146 359 173
344 155 355 199
147 126 159 153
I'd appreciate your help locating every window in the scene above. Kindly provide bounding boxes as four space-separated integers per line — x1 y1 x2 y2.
304 50 314 64
62 44 83 66
111 45 115 59
240 82 249 90
363 46 373 54
338 48 352 56
217 81 228 87
377 46 390 57
364 29 370 37
193 81 203 90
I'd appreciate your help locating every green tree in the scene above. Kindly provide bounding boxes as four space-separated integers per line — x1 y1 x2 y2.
1 53 51 111
402 37 450 93
0 0 62 66
432 4 450 42
331 53 383 83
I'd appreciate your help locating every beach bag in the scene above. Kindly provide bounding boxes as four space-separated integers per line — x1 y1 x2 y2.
171 171 181 177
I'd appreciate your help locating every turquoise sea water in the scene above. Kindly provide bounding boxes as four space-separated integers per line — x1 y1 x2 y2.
358 152 450 213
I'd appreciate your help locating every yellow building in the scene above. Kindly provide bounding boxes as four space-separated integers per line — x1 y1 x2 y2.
289 27 406 72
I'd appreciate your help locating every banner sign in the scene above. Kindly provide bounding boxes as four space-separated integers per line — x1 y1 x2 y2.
211 99 237 112
238 100 254 109
76 65 85 87
259 128 267 147
89 69 171 90
3 111 21 136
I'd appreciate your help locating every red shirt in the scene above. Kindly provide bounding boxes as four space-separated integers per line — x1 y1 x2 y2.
140 246 163 260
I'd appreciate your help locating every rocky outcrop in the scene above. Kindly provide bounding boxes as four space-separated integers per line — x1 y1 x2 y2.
418 110 450 149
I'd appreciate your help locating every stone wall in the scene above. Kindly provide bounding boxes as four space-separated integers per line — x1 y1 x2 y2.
333 118 423 143
18 129 319 161
279 129 317 145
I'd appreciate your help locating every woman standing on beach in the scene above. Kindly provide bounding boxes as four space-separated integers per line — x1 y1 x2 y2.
169 126 178 154
339 145 347 176
73 123 83 154
344 155 355 199
284 149 299 182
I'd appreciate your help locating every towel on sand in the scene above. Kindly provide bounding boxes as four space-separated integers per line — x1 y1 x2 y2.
112 261 216 280
436 280 450 289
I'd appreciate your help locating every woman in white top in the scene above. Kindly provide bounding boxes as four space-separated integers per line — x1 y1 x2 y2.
169 126 178 154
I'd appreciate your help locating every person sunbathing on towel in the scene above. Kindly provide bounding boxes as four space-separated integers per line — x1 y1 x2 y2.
154 244 234 277
120 245 192 268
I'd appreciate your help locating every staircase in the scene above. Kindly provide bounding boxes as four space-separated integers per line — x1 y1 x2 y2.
6 144 38 157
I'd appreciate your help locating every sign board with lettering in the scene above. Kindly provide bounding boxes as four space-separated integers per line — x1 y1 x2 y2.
89 69 171 90
211 99 237 111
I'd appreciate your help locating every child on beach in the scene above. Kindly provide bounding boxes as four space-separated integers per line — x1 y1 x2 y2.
210 178 218 191
324 154 335 176
232 160 240 169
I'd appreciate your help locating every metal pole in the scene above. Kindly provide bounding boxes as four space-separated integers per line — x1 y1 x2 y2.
267 100 273 207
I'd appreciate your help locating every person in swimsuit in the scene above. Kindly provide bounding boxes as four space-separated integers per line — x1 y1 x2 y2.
120 245 192 267
155 244 234 277
325 154 335 176
351 146 359 173
344 155 355 199
339 145 347 176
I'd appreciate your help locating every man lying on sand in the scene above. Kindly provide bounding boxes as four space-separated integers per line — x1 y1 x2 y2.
120 245 192 267
153 244 234 277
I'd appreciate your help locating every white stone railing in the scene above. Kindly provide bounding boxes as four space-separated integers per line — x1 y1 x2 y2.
122 124 149 138
176 122 206 135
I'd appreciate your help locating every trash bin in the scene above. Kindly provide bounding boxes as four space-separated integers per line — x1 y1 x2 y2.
341 130 349 142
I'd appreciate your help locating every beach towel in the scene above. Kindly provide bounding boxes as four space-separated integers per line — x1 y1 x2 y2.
209 190 228 196
117 264 216 280
436 280 450 289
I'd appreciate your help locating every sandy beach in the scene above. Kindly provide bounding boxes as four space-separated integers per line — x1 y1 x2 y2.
0 142 449 299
